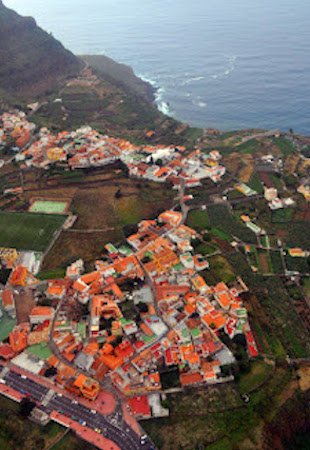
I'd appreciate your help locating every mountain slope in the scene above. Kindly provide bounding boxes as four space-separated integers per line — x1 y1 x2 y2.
0 0 82 100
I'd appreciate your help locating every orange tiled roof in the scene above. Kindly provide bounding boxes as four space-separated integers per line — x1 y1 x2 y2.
180 372 203 386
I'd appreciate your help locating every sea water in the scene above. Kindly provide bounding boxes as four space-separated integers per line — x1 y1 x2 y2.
4 0 310 134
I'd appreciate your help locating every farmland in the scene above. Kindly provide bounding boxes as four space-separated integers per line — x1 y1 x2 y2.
143 365 295 450
207 205 257 243
0 211 66 251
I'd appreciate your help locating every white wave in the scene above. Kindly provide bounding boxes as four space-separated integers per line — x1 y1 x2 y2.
158 101 171 115
138 73 173 117
197 101 207 108
211 55 237 81
137 74 158 87
182 76 205 86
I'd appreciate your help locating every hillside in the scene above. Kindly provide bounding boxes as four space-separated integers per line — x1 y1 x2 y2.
0 0 82 101
81 54 155 103
0 2 203 144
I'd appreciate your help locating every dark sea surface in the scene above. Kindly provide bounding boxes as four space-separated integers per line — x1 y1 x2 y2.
4 0 310 134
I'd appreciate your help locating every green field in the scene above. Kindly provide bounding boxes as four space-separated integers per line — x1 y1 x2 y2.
186 209 210 231
30 200 68 214
0 212 66 251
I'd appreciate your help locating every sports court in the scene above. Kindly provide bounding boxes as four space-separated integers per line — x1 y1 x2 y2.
29 200 69 214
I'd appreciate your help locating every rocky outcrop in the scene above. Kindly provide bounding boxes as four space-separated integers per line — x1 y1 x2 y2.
81 55 155 103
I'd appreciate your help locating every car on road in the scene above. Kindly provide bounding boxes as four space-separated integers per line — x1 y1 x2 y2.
140 434 148 445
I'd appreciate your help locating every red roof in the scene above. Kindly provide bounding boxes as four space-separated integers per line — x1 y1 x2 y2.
128 396 151 418
180 372 203 386
246 331 259 357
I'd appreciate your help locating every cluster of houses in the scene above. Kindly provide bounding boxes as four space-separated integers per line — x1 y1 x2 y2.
264 187 295 210
0 111 35 152
0 111 226 185
0 207 258 401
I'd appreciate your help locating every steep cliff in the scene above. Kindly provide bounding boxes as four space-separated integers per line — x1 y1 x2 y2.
0 0 82 100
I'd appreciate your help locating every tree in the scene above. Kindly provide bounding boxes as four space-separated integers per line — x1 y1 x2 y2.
19 397 36 417
137 302 148 313
115 188 122 199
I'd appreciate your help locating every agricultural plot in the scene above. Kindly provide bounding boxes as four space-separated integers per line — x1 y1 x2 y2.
248 172 264 194
259 234 270 248
0 211 66 251
207 204 257 243
227 252 310 358
186 209 210 231
285 255 309 274
270 250 284 274
271 208 294 223
257 249 273 274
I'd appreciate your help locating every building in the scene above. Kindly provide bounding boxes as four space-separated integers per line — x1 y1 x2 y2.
29 306 55 324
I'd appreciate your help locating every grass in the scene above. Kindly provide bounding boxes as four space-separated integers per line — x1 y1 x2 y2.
237 139 261 154
208 205 257 244
271 208 294 223
260 234 269 248
210 227 231 241
248 172 264 194
143 366 294 450
285 255 309 274
37 267 67 280
268 173 284 191
238 360 273 394
270 250 284 274
208 255 236 284
0 211 66 252
186 209 210 231
272 136 295 157
195 242 218 255
116 196 143 225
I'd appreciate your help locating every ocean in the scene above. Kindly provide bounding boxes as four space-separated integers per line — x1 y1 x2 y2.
4 0 310 134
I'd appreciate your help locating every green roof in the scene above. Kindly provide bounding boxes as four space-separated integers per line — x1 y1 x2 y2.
119 317 133 326
27 343 53 360
77 323 86 339
141 334 155 343
119 246 133 256
191 328 201 338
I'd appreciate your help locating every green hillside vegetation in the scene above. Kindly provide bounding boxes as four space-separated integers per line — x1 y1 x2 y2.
0 1 81 101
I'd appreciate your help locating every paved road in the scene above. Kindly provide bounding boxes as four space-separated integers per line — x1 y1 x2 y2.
2 370 149 450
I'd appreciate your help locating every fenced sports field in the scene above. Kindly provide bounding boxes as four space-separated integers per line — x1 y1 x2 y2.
29 200 69 214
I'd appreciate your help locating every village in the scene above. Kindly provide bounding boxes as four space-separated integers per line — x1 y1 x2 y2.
0 197 259 405
0 110 226 186
0 109 309 450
